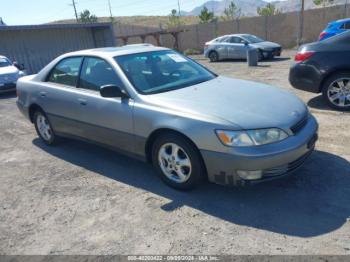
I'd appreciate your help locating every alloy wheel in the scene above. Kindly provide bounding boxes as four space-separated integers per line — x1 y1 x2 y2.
158 143 192 183
36 113 53 141
327 78 350 108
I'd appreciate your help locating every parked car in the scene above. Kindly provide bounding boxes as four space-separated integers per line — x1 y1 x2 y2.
0 55 26 93
289 31 350 111
16 45 318 190
204 34 282 62
319 18 350 41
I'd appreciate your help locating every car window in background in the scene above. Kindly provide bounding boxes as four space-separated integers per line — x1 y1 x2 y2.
229 37 245 44
341 21 350 30
47 57 82 87
79 57 123 92
0 58 12 68
115 50 216 95
242 35 264 43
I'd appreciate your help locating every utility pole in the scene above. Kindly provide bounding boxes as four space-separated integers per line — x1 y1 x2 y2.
71 0 79 22
297 0 305 47
108 0 115 23
177 0 181 16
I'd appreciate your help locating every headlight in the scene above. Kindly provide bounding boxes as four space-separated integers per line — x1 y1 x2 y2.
216 128 288 147
18 71 26 77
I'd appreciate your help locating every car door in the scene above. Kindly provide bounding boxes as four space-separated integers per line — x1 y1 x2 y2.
42 56 87 137
74 56 135 153
227 36 247 59
212 37 229 59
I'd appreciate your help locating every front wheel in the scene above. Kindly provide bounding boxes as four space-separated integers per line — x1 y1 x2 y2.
152 133 205 190
322 72 350 111
33 110 57 145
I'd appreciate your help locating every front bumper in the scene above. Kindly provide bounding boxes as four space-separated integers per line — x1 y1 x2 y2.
0 82 16 93
201 115 318 186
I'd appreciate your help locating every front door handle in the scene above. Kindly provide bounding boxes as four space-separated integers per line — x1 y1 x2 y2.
39 91 46 97
78 98 87 106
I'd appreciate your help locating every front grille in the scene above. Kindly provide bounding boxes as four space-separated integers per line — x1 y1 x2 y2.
263 150 313 178
291 115 308 134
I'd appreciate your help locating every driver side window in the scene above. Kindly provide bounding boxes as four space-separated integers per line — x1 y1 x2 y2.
79 57 123 92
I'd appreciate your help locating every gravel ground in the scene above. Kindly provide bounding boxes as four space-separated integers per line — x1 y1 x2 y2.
0 50 350 255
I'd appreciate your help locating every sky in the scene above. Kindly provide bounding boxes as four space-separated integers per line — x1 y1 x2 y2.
0 0 276 25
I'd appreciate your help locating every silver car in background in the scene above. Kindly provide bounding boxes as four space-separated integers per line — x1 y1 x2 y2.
204 34 282 62
0 55 26 93
16 45 317 190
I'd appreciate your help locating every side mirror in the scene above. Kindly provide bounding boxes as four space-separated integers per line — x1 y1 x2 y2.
100 85 129 98
244 41 249 46
13 61 25 70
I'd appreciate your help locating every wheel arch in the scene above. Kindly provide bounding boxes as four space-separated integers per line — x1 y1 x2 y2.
319 68 350 92
28 103 44 123
144 128 208 177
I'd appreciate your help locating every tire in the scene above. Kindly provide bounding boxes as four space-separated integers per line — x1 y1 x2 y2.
33 110 57 145
322 72 350 111
151 133 205 190
209 51 219 62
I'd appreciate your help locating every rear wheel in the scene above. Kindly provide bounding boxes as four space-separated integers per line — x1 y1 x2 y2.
209 51 219 62
322 72 350 111
33 110 57 145
152 133 205 190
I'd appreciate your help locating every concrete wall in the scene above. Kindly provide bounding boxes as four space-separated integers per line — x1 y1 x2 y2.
0 24 115 74
114 5 350 51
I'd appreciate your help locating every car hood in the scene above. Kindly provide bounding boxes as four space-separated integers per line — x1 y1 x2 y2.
0 65 19 75
251 41 281 49
145 76 307 130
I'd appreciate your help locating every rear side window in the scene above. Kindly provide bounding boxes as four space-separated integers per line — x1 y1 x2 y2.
341 21 350 30
229 36 245 44
79 57 123 92
47 57 82 87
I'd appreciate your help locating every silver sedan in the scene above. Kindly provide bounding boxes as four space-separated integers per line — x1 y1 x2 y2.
204 34 282 62
16 45 317 190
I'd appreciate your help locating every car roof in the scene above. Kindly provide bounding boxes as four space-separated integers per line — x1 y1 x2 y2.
64 44 169 58
331 18 350 24
216 34 255 39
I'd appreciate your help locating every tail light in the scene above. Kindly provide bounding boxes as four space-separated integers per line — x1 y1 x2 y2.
204 44 209 49
319 32 327 40
295 51 315 63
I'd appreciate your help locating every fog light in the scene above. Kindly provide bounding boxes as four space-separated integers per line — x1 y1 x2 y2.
237 170 263 180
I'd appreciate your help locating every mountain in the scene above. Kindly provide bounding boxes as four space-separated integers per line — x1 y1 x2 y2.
181 0 347 17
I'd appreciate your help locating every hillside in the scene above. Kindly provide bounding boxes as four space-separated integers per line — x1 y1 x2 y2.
182 0 348 16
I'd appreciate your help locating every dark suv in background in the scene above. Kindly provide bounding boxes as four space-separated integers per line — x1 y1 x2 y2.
289 31 350 111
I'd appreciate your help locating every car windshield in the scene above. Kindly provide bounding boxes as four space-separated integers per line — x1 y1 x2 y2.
0 58 12 68
115 50 216 95
242 35 265 44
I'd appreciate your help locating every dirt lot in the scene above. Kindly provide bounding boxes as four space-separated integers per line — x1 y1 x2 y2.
0 50 350 255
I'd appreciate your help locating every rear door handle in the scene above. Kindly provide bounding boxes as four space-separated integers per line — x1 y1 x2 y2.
39 91 46 97
78 98 87 106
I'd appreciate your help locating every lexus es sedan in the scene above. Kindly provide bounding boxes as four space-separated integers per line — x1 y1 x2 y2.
17 45 318 190
204 34 282 62
289 31 350 111
0 55 26 93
